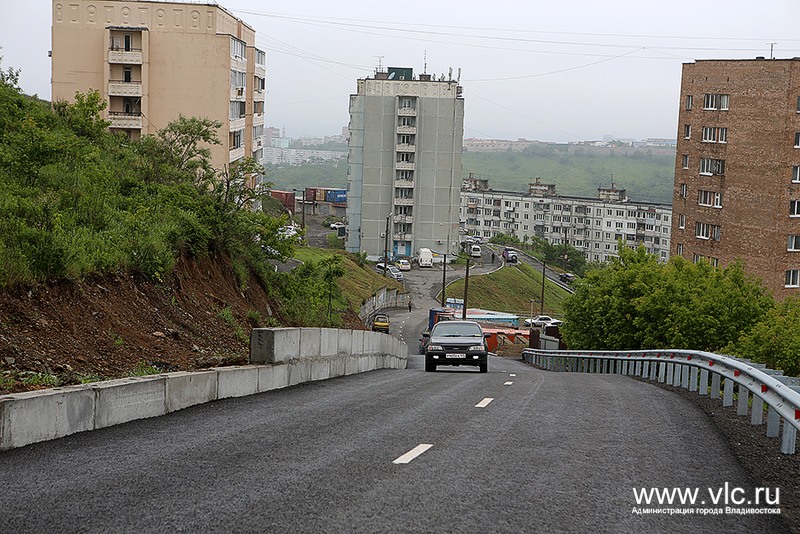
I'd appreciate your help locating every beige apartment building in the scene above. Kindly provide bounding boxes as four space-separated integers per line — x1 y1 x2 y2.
51 0 266 172
671 58 800 299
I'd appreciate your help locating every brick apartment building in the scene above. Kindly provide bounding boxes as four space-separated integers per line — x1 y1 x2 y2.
670 58 800 299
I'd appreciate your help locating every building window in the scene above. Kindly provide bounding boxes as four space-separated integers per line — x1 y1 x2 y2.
703 93 730 110
698 190 723 207
230 70 246 91
679 183 687 198
255 48 266 66
700 158 725 175
678 214 685 229
229 100 245 119
786 270 800 288
686 95 693 110
792 200 800 217
676 244 684 255
695 222 710 239
789 236 800 251
793 166 800 183
683 124 691 139
230 37 246 59
702 126 728 143
231 129 243 149
795 133 800 148
682 154 689 169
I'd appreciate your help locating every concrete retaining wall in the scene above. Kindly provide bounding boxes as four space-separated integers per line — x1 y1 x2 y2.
0 327 406 452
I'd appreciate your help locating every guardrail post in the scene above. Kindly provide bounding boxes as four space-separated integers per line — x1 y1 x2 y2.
689 367 699 392
658 362 666 383
751 394 764 425
711 373 721 399
681 365 690 389
673 363 682 386
650 361 658 381
781 421 797 454
666 363 674 385
699 369 709 396
602 359 608 374
723 378 734 407
737 383 749 416
642 361 649 378
767 407 781 437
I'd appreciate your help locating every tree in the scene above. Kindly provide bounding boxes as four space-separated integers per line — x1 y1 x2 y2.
561 247 773 352
52 90 110 140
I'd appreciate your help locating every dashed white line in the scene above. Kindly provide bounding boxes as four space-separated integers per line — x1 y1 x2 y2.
510 374 516 377
475 397 494 408
393 443 433 464
504 381 514 386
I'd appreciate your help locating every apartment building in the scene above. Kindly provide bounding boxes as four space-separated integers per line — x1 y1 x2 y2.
670 58 800 298
461 177 672 263
51 0 266 172
345 67 464 259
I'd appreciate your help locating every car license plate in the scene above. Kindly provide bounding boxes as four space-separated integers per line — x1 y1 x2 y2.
448 353 466 358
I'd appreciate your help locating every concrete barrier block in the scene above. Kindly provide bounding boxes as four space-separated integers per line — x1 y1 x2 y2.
300 328 322 360
345 355 360 375
289 360 312 386
165 371 218 413
350 329 365 356
94 376 166 429
259 364 289 392
330 357 346 377
217 366 260 399
0 386 95 450
320 328 339 357
311 359 331 381
338 329 352 356
249 328 300 364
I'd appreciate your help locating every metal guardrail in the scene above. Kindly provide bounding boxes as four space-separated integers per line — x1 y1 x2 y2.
522 348 800 454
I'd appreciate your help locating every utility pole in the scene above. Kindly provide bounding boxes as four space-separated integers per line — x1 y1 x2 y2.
540 260 546 315
462 257 470 319
301 187 307 230
440 253 447 306
382 215 390 277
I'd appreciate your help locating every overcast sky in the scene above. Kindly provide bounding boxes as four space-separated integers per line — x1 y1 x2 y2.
3 1 800 142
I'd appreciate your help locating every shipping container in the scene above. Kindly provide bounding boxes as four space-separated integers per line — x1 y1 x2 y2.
305 188 317 202
325 189 347 203
270 190 296 213
315 189 326 201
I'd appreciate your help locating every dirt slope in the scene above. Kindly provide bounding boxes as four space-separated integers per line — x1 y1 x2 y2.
0 254 365 394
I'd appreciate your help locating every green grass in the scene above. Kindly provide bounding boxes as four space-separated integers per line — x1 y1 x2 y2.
443 262 570 318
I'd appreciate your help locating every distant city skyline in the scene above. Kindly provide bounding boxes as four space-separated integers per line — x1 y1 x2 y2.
2 0 800 142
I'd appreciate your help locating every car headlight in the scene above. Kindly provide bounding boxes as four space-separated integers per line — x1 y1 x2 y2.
469 345 485 351
427 345 443 351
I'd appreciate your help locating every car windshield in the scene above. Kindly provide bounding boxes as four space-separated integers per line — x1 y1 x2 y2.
432 323 483 337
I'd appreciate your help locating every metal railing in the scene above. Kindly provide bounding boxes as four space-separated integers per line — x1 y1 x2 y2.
522 348 800 454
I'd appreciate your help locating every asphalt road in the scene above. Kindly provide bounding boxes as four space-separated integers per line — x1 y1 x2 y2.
0 355 788 533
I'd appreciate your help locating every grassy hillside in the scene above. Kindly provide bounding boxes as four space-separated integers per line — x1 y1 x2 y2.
443 262 570 319
266 146 675 204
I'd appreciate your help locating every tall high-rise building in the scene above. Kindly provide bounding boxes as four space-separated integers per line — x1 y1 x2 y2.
51 0 266 172
345 67 464 260
670 58 800 299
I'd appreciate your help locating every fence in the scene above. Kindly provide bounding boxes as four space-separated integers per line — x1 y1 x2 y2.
522 348 800 455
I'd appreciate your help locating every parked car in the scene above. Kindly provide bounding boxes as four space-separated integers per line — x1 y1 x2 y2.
524 315 563 328
395 258 411 271
371 313 390 333
502 247 518 263
470 244 482 258
559 273 575 284
330 221 346 230
423 320 490 373
375 263 404 281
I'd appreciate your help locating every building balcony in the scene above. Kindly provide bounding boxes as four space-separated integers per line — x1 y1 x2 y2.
107 111 142 129
395 161 415 171
396 143 416 153
108 49 143 64
393 214 413 224
393 232 413 241
394 197 414 206
398 107 417 117
229 145 245 163
394 179 414 189
230 86 246 100
108 80 142 97
396 125 416 135
229 117 246 132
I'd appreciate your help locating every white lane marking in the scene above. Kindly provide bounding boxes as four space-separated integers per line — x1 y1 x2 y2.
475 397 494 408
510 374 516 377
393 443 433 464
504 381 514 386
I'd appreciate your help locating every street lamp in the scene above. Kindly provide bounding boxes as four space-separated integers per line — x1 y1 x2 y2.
462 256 470 319
382 214 390 277
291 188 307 229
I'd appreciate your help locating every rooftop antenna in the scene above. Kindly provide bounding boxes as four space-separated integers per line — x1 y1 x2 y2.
374 55 385 71
457 67 461 83
767 42 777 59
423 50 427 74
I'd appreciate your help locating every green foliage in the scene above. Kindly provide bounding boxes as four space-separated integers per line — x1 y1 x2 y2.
127 361 162 377
725 297 800 377
21 371 61 387
562 247 773 352
217 306 237 327
246 309 262 327
52 90 110 140
275 254 347 327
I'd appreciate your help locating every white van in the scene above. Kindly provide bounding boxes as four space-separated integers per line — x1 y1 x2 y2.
470 244 482 258
418 248 433 267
